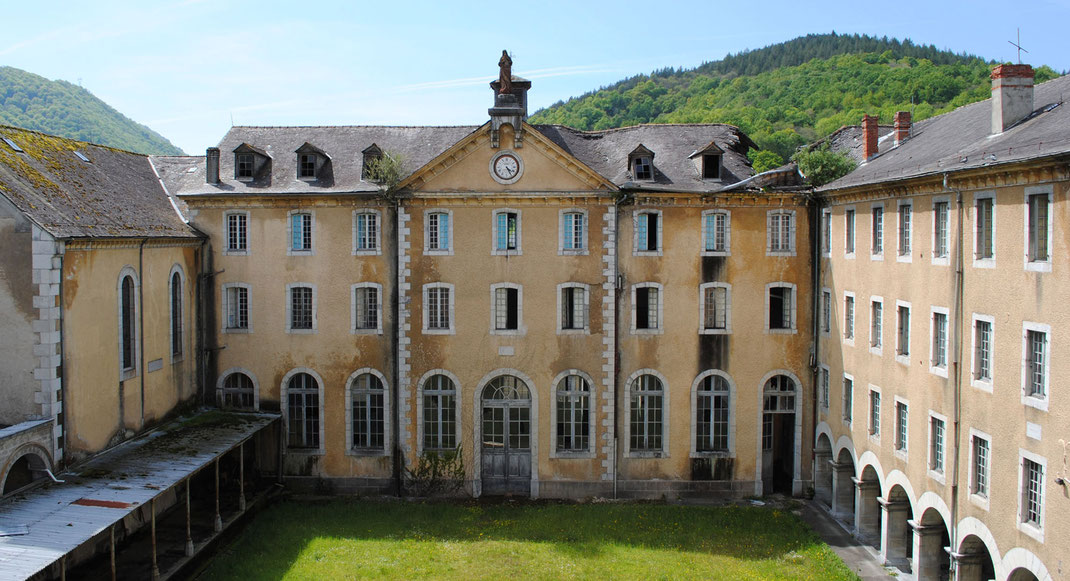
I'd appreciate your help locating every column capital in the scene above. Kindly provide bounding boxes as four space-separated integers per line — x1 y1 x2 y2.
877 496 910 511
852 476 880 491
908 519 945 536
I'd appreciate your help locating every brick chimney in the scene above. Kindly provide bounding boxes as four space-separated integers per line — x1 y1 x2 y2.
862 114 879 160
206 147 220 184
991 64 1034 134
893 111 911 146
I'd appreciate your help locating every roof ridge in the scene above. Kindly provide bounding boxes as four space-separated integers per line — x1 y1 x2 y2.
0 124 145 157
229 124 481 130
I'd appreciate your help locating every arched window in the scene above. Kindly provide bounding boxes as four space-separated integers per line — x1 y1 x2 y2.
696 374 731 453
630 374 663 452
170 271 183 358
763 375 797 451
351 373 385 451
287 373 320 449
422 374 457 451
221 372 255 409
556 374 590 453
120 274 136 373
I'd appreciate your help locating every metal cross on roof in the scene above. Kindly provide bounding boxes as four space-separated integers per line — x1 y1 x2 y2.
1008 28 1029 64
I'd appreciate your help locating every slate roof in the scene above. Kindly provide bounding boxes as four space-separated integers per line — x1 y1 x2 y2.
160 123 756 197
821 73 1070 192
808 124 894 164
0 126 198 239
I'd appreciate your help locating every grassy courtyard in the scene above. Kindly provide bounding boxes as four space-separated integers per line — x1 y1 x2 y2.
198 499 859 580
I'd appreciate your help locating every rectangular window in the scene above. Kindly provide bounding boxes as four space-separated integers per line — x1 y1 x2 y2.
561 287 586 331
703 285 728 330
898 203 912 256
975 320 993 381
291 213 312 252
932 311 948 369
226 213 247 252
1026 329 1047 398
821 209 831 255
422 376 456 451
897 305 911 356
871 206 884 255
630 376 663 452
845 209 856 254
298 153 316 178
703 212 729 253
236 153 253 179
556 375 591 452
768 286 792 330
427 212 450 252
869 390 881 436
562 212 585 251
843 376 853 423
972 436 989 497
871 300 883 348
290 286 313 330
844 295 855 340
633 157 652 180
701 154 721 179
637 212 659 252
355 212 378 251
820 367 830 410
354 287 379 331
225 286 248 330
496 212 519 251
768 211 794 253
930 416 945 473
1022 457 1044 526
1027 192 1050 262
494 287 519 331
635 286 659 330
895 402 908 452
821 290 831 334
287 388 319 449
934 201 950 259
426 287 451 330
976 197 994 260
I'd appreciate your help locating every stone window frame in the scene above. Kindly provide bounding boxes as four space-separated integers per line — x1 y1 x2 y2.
895 300 911 366
764 282 797 334
893 395 909 460
896 199 913 262
351 282 383 335
630 282 664 335
927 410 948 484
558 208 589 256
973 191 997 269
967 427 992 511
117 266 140 381
168 264 186 364
931 195 951 266
633 209 663 257
867 384 881 443
281 367 326 455
820 287 831 337
489 282 525 336
623 368 669 458
549 369 597 459
556 282 590 335
701 209 732 257
698 282 732 335
929 305 950 378
870 202 884 260
1017 448 1047 542
352 209 382 256
844 206 856 258
285 283 317 334
491 208 523 256
416 369 462 454
765 209 796 257
424 209 454 256
222 210 250 256
344 368 391 457
220 282 252 334
842 373 854 427
818 364 830 413
422 283 455 335
1023 185 1053 272
869 295 883 356
842 291 855 346
217 368 260 411
690 369 736 458
820 208 831 257
286 209 316 256
1020 321 1051 412
970 313 995 393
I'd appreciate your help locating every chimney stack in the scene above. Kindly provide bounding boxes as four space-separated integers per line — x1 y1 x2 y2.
206 147 220 184
893 111 911 146
991 64 1034 134
862 114 879 160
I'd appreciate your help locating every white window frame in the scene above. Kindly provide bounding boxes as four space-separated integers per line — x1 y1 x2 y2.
870 203 884 260
1017 449 1046 541
281 368 326 454
491 208 522 256
842 373 854 426
117 267 140 381
489 282 525 336
701 209 732 256
550 369 597 458
351 283 384 335
285 283 317 334
352 209 382 256
422 283 455 335
869 296 883 355
844 206 856 258
416 369 461 454
344 368 391 456
221 282 252 334
556 282 590 335
559 208 589 255
223 210 250 256
973 191 996 268
897 199 912 262
818 364 830 412
968 428 992 511
633 209 663 256
842 291 855 346
217 367 260 411
895 300 911 366
929 306 950 377
690 369 736 457
630 282 664 335
893 396 909 460
927 410 948 484
970 313 995 392
766 209 796 257
1023 185 1052 272
624 369 669 457
765 282 797 334
820 288 831 337
424 209 454 256
168 265 186 363
931 195 950 266
1021 321 1050 411
821 208 831 257
699 282 732 335
867 385 881 442
286 209 316 256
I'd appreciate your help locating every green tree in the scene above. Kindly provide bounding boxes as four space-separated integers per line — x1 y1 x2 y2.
792 146 856 186
748 150 785 174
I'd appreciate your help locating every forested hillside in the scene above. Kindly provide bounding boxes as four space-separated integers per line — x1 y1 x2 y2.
530 33 1059 169
0 67 183 155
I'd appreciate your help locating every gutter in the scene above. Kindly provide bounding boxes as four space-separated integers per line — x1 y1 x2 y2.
391 196 402 496
944 173 964 575
139 238 147 428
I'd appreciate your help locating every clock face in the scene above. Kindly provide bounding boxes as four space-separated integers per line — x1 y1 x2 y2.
490 151 523 184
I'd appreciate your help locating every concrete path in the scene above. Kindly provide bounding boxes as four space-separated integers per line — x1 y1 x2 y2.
798 500 907 580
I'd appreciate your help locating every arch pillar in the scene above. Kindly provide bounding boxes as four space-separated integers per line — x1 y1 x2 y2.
853 477 881 545
830 461 855 519
911 521 947 580
879 497 911 570
951 551 986 581
813 449 832 506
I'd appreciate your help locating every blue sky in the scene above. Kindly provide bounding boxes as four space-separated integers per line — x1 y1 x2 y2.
3 0 1067 154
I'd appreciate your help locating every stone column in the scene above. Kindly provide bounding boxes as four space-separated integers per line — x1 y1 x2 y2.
814 451 832 507
830 461 855 519
878 497 911 569
853 477 881 545
911 520 947 581
951 551 985 581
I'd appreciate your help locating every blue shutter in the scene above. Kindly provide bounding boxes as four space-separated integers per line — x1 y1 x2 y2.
496 213 507 250
441 214 450 249
291 215 302 250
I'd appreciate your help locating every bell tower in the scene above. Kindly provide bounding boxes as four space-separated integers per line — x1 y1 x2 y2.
488 50 531 148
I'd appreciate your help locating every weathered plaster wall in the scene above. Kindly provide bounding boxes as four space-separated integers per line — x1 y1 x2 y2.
0 197 36 426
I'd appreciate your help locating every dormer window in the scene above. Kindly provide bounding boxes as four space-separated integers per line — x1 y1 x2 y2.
295 142 330 182
362 144 383 181
690 141 724 181
628 144 655 182
233 143 271 182
236 154 254 179
299 154 316 178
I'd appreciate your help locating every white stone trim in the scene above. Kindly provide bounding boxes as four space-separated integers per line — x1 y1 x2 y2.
167 264 186 364
969 313 995 393
764 281 797 334
30 226 63 462
892 395 908 460
423 208 454 256
844 205 857 259
629 282 663 335
765 208 796 257
220 282 252 334
284 282 317 334
929 305 950 378
558 208 589 255
842 290 856 346
280 367 326 455
397 207 412 456
701 209 732 257
623 368 669 458
285 209 316 256
896 199 913 262
753 369 804 496
966 427 992 511
698 282 732 335
895 299 911 366
414 368 462 456
549 369 597 459
930 195 951 266
600 206 617 481
491 207 522 256
489 282 525 336
556 282 590 335
222 210 250 256
1023 184 1053 272
972 191 997 269
869 295 883 356
344 368 391 457
352 209 383 256
472 368 539 498
999 547 1052 581
1020 320 1050 412
116 265 140 381
818 364 831 413
1016 448 1047 542
867 384 882 443
926 410 948 485
820 208 831 258
689 369 736 458
422 282 455 335
842 372 854 427
350 282 384 335
216 367 261 411
632 209 663 257
870 202 884 260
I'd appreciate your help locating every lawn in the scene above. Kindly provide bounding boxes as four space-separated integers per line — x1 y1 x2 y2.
198 499 860 580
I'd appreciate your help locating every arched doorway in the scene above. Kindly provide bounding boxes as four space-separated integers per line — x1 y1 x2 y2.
855 465 881 547
762 375 796 494
481 375 531 495
1 451 49 496
912 507 950 580
814 433 833 507
880 484 913 571
955 534 995 581
831 448 856 522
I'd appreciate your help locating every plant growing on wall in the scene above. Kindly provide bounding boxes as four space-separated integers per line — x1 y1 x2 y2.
405 446 465 497
364 150 404 197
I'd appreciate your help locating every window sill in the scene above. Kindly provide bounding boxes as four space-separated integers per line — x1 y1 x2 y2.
1017 521 1044 543
870 253 884 261
927 469 946 485
492 249 522 256
627 451 666 459
895 354 910 367
896 253 912 263
973 258 996 269
353 249 382 257
632 328 663 336
699 328 731 335
868 433 880 445
236 177 254 183
929 365 949 378
869 345 883 356
842 418 852 429
1025 260 1052 273
425 248 454 256
223 327 252 334
690 451 732 459
557 328 590 336
844 252 856 260
969 493 990 512
766 250 796 258
286 328 317 335
423 327 455 336
1021 394 1049 412
352 328 383 335
931 256 949 267
286 448 325 456
843 337 855 347
893 449 908 462
222 250 249 257
558 249 589 256
346 448 389 458
170 354 185 365
633 250 663 257
550 451 595 460
766 327 797 335
120 368 137 382
970 378 993 393
287 249 315 257
490 329 525 337
700 250 731 258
